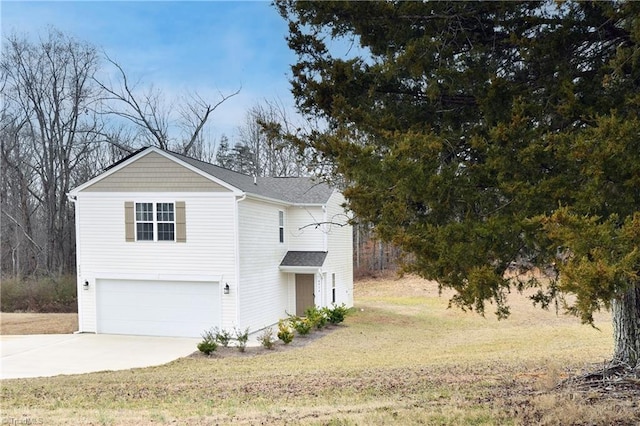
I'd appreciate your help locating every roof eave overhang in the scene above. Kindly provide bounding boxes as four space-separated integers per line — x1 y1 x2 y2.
244 192 292 207
243 193 330 208
291 202 327 207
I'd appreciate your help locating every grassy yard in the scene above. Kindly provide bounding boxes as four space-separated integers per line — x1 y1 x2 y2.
1 275 636 425
0 312 78 335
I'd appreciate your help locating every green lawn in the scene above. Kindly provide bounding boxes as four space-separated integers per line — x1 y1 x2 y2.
1 275 635 425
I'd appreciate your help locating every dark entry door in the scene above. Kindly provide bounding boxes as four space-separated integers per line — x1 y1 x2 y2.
295 274 315 316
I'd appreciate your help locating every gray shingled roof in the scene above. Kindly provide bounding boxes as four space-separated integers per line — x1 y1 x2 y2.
166 150 334 204
280 251 328 267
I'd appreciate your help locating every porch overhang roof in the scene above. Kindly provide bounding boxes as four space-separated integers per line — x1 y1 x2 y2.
278 251 327 273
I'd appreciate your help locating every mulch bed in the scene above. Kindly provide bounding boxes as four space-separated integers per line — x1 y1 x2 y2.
187 325 340 359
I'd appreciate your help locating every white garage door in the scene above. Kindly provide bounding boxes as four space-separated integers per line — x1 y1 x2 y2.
96 279 220 337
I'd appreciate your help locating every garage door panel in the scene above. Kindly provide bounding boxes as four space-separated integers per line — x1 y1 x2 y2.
96 279 220 337
101 292 203 307
99 319 206 337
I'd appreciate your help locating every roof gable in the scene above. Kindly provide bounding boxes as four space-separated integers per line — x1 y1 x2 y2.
71 147 336 204
70 147 242 195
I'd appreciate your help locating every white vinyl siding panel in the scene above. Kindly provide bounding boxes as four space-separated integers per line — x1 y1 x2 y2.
323 192 354 308
78 282 97 333
76 193 238 333
77 195 235 272
287 206 326 251
237 199 289 330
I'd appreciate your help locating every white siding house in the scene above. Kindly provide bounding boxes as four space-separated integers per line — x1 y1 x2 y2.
68 147 353 337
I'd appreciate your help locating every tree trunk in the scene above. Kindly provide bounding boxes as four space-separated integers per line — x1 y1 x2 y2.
612 280 640 368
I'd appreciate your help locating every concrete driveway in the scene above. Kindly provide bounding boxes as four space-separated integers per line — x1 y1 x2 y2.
0 333 200 379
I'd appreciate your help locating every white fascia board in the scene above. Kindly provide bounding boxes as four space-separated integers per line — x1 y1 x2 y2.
75 191 240 200
69 147 244 196
244 194 329 208
290 202 327 208
278 266 323 274
244 193 292 207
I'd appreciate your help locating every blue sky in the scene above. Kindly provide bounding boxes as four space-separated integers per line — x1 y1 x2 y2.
1 1 298 143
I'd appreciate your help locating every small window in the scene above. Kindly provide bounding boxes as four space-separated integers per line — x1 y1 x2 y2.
332 273 336 304
135 202 175 241
279 210 284 243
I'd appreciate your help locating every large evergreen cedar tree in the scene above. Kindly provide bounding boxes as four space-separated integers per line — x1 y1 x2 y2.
276 0 640 366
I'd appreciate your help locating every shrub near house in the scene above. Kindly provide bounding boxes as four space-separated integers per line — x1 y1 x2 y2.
197 305 352 354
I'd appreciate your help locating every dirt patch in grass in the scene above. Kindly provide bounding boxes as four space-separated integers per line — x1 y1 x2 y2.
0 312 77 335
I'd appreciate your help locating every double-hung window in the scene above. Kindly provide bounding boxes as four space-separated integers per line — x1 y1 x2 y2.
135 202 175 241
156 203 175 241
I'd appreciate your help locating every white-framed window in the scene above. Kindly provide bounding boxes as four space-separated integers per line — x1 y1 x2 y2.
279 210 285 243
156 202 175 241
135 202 175 241
332 273 336 304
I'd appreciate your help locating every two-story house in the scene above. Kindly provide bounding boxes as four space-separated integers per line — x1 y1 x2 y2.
68 147 353 338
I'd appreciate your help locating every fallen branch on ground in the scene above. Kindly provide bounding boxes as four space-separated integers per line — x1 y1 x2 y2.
556 361 640 399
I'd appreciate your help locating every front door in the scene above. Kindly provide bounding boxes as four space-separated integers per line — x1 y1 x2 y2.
295 274 315 316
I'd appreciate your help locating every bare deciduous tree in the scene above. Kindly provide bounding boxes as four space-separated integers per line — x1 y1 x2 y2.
1 29 102 275
96 55 240 157
1 113 40 277
227 99 311 177
0 28 295 283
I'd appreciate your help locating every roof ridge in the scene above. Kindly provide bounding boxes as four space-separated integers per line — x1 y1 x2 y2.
164 149 319 182
163 149 254 178
165 149 335 204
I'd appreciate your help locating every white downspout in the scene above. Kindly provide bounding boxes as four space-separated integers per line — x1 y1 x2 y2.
322 204 328 252
322 204 329 308
233 194 246 329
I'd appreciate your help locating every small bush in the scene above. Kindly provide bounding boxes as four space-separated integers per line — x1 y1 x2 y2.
324 303 351 325
198 329 218 355
213 327 233 347
277 319 295 344
257 327 276 349
305 305 328 329
197 340 218 355
234 326 250 352
289 315 312 336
